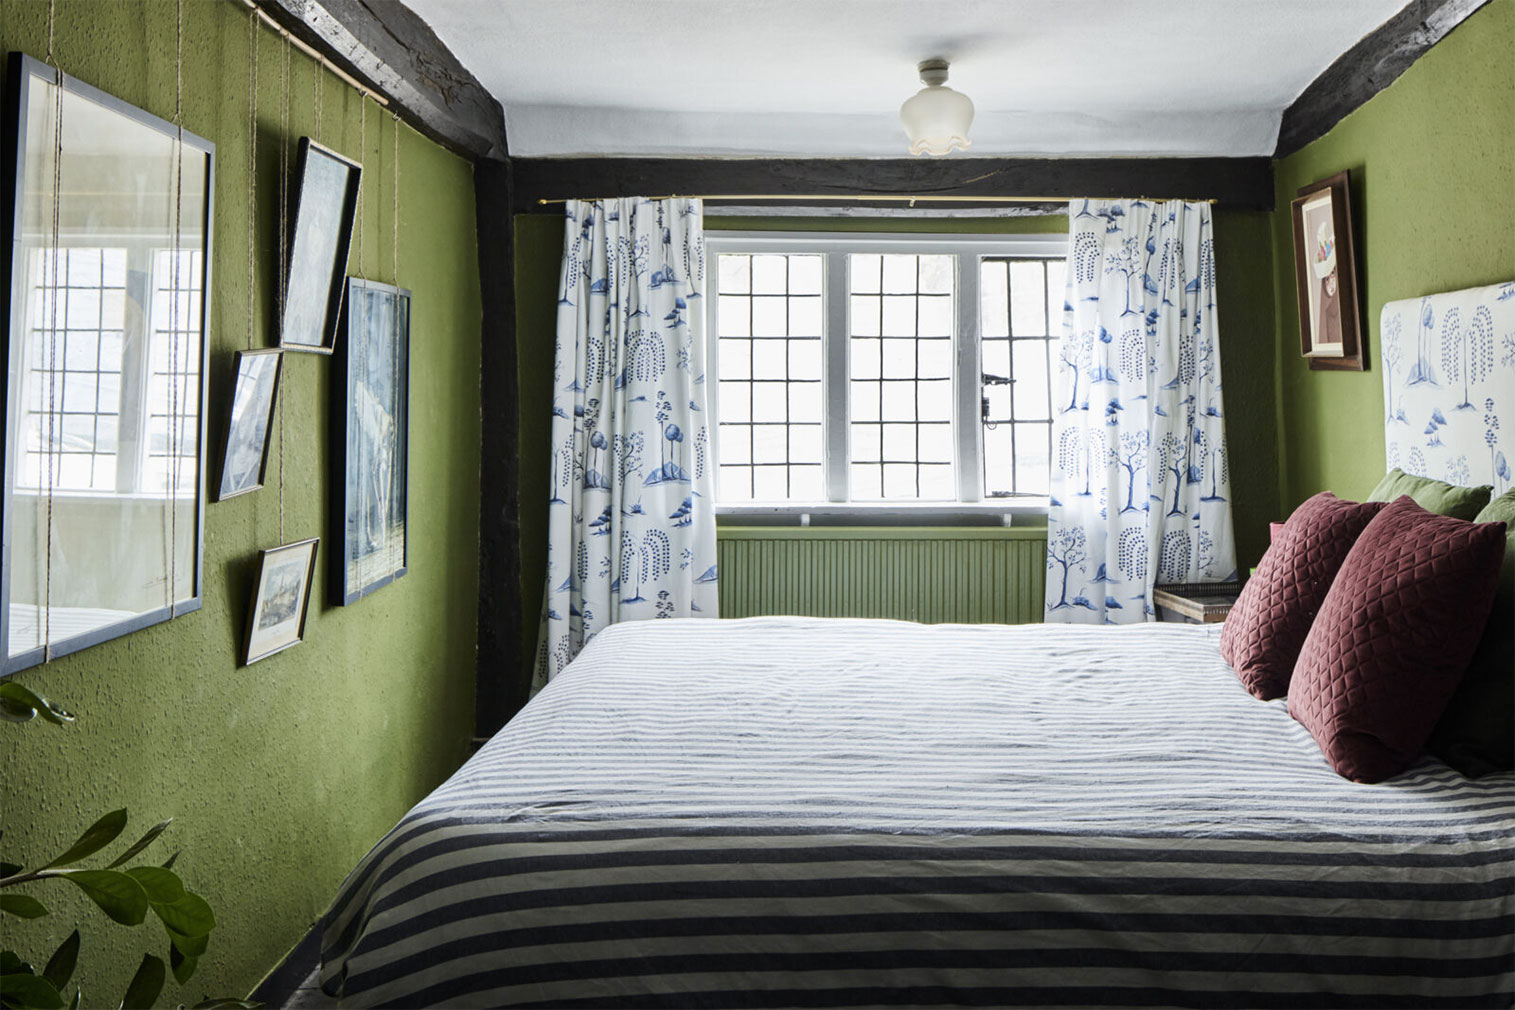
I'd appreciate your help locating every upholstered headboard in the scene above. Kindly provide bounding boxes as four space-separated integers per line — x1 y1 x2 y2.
1380 281 1514 492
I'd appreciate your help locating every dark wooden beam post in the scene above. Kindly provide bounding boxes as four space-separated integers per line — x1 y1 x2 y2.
1275 0 1491 158
474 158 528 734
510 157 1275 212
250 0 508 161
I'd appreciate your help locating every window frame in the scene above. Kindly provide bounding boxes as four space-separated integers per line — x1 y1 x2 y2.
18 239 202 500
705 229 1066 524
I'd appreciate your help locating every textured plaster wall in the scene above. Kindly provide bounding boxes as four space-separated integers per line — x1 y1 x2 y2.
515 207 1276 664
1270 0 1515 509
0 0 481 1002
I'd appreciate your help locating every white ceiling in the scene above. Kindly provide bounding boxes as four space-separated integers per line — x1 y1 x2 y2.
405 0 1406 158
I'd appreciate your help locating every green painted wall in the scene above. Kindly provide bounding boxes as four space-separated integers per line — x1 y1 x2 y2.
1270 0 1515 509
514 208 1277 658
0 1 481 1002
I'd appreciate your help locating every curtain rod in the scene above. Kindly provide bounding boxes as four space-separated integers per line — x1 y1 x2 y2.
236 0 390 107
534 194 1218 206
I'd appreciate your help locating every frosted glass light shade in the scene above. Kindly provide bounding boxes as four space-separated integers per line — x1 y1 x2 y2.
900 61 973 156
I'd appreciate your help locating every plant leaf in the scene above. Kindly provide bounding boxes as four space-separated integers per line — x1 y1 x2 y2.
150 890 214 938
54 871 147 926
166 927 207 958
118 954 164 1010
0 951 25 974
188 1001 262 1009
105 821 172 870
0 683 73 726
41 932 78 992
0 972 65 1010
67 989 80 1010
0 698 36 723
159 851 179 871
0 863 23 878
42 811 128 870
167 943 197 986
123 867 184 905
0 894 47 919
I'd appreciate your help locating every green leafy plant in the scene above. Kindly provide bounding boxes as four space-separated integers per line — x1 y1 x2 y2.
0 682 259 1010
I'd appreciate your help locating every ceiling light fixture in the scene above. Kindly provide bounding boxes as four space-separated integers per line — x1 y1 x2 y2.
899 58 974 156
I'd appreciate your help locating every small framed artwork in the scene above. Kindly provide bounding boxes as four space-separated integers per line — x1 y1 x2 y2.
280 138 361 354
243 537 319 665
216 349 283 501
332 279 409 604
1290 170 1364 371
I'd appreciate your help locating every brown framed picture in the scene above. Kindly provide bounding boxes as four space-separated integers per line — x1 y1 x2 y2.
1290 171 1364 371
242 537 319 665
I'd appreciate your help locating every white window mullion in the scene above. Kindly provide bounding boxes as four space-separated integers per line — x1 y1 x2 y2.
824 251 849 503
954 251 982 504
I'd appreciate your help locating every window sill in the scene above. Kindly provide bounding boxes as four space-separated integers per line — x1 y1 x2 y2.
715 500 1049 527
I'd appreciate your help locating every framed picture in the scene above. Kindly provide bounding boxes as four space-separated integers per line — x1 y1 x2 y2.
243 537 318 665
2 52 213 674
216 349 283 501
279 138 360 354
332 279 409 604
1290 170 1364 371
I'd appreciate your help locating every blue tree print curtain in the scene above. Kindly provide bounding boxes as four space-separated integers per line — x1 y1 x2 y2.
1045 199 1237 624
536 198 718 687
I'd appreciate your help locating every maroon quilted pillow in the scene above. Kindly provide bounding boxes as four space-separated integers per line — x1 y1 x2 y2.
1288 496 1508 783
1219 493 1387 699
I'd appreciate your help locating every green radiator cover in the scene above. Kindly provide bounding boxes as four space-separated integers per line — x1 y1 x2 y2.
716 527 1048 625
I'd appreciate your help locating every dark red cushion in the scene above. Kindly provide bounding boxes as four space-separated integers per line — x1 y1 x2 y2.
1287 496 1508 783
1220 493 1387 699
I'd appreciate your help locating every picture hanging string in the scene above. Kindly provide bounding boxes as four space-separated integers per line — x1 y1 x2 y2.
41 0 63 660
163 0 186 620
277 32 291 544
384 112 396 575
356 96 366 281
392 112 399 287
246 7 258 351
313 52 324 145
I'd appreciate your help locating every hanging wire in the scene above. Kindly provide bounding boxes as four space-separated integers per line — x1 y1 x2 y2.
390 112 402 575
277 33 291 543
356 97 366 282
312 50 323 145
41 0 63 659
163 0 186 616
391 112 399 286
246 7 258 350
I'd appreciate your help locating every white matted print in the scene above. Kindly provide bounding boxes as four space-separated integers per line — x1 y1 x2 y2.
1380 280 1515 493
1298 192 1342 356
243 538 318 665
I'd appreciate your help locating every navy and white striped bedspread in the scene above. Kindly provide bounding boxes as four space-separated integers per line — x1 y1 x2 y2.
320 617 1515 1008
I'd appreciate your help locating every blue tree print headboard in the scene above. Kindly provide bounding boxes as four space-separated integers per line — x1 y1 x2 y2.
1380 281 1515 493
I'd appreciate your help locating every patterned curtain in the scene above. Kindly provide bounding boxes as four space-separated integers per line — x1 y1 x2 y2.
1044 199 1237 624
536 198 718 687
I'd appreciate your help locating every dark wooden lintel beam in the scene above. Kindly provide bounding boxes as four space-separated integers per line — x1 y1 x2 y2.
251 0 508 161
509 157 1274 214
1275 0 1490 158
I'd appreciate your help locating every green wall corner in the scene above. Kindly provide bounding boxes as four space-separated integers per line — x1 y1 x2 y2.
1270 0 1515 508
0 1 481 1001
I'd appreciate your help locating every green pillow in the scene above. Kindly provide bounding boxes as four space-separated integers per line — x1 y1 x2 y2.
1367 467 1492 520
1426 489 1514 777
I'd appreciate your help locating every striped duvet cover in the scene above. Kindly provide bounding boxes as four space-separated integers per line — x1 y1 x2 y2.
320 617 1515 1008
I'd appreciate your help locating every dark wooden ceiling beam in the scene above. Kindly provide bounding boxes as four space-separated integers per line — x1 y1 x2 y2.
1274 0 1490 158
510 157 1274 214
250 0 508 161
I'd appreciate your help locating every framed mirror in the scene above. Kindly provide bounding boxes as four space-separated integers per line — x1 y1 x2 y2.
2 53 214 674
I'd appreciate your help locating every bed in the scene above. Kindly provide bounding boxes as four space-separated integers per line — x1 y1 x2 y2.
319 617 1514 1008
